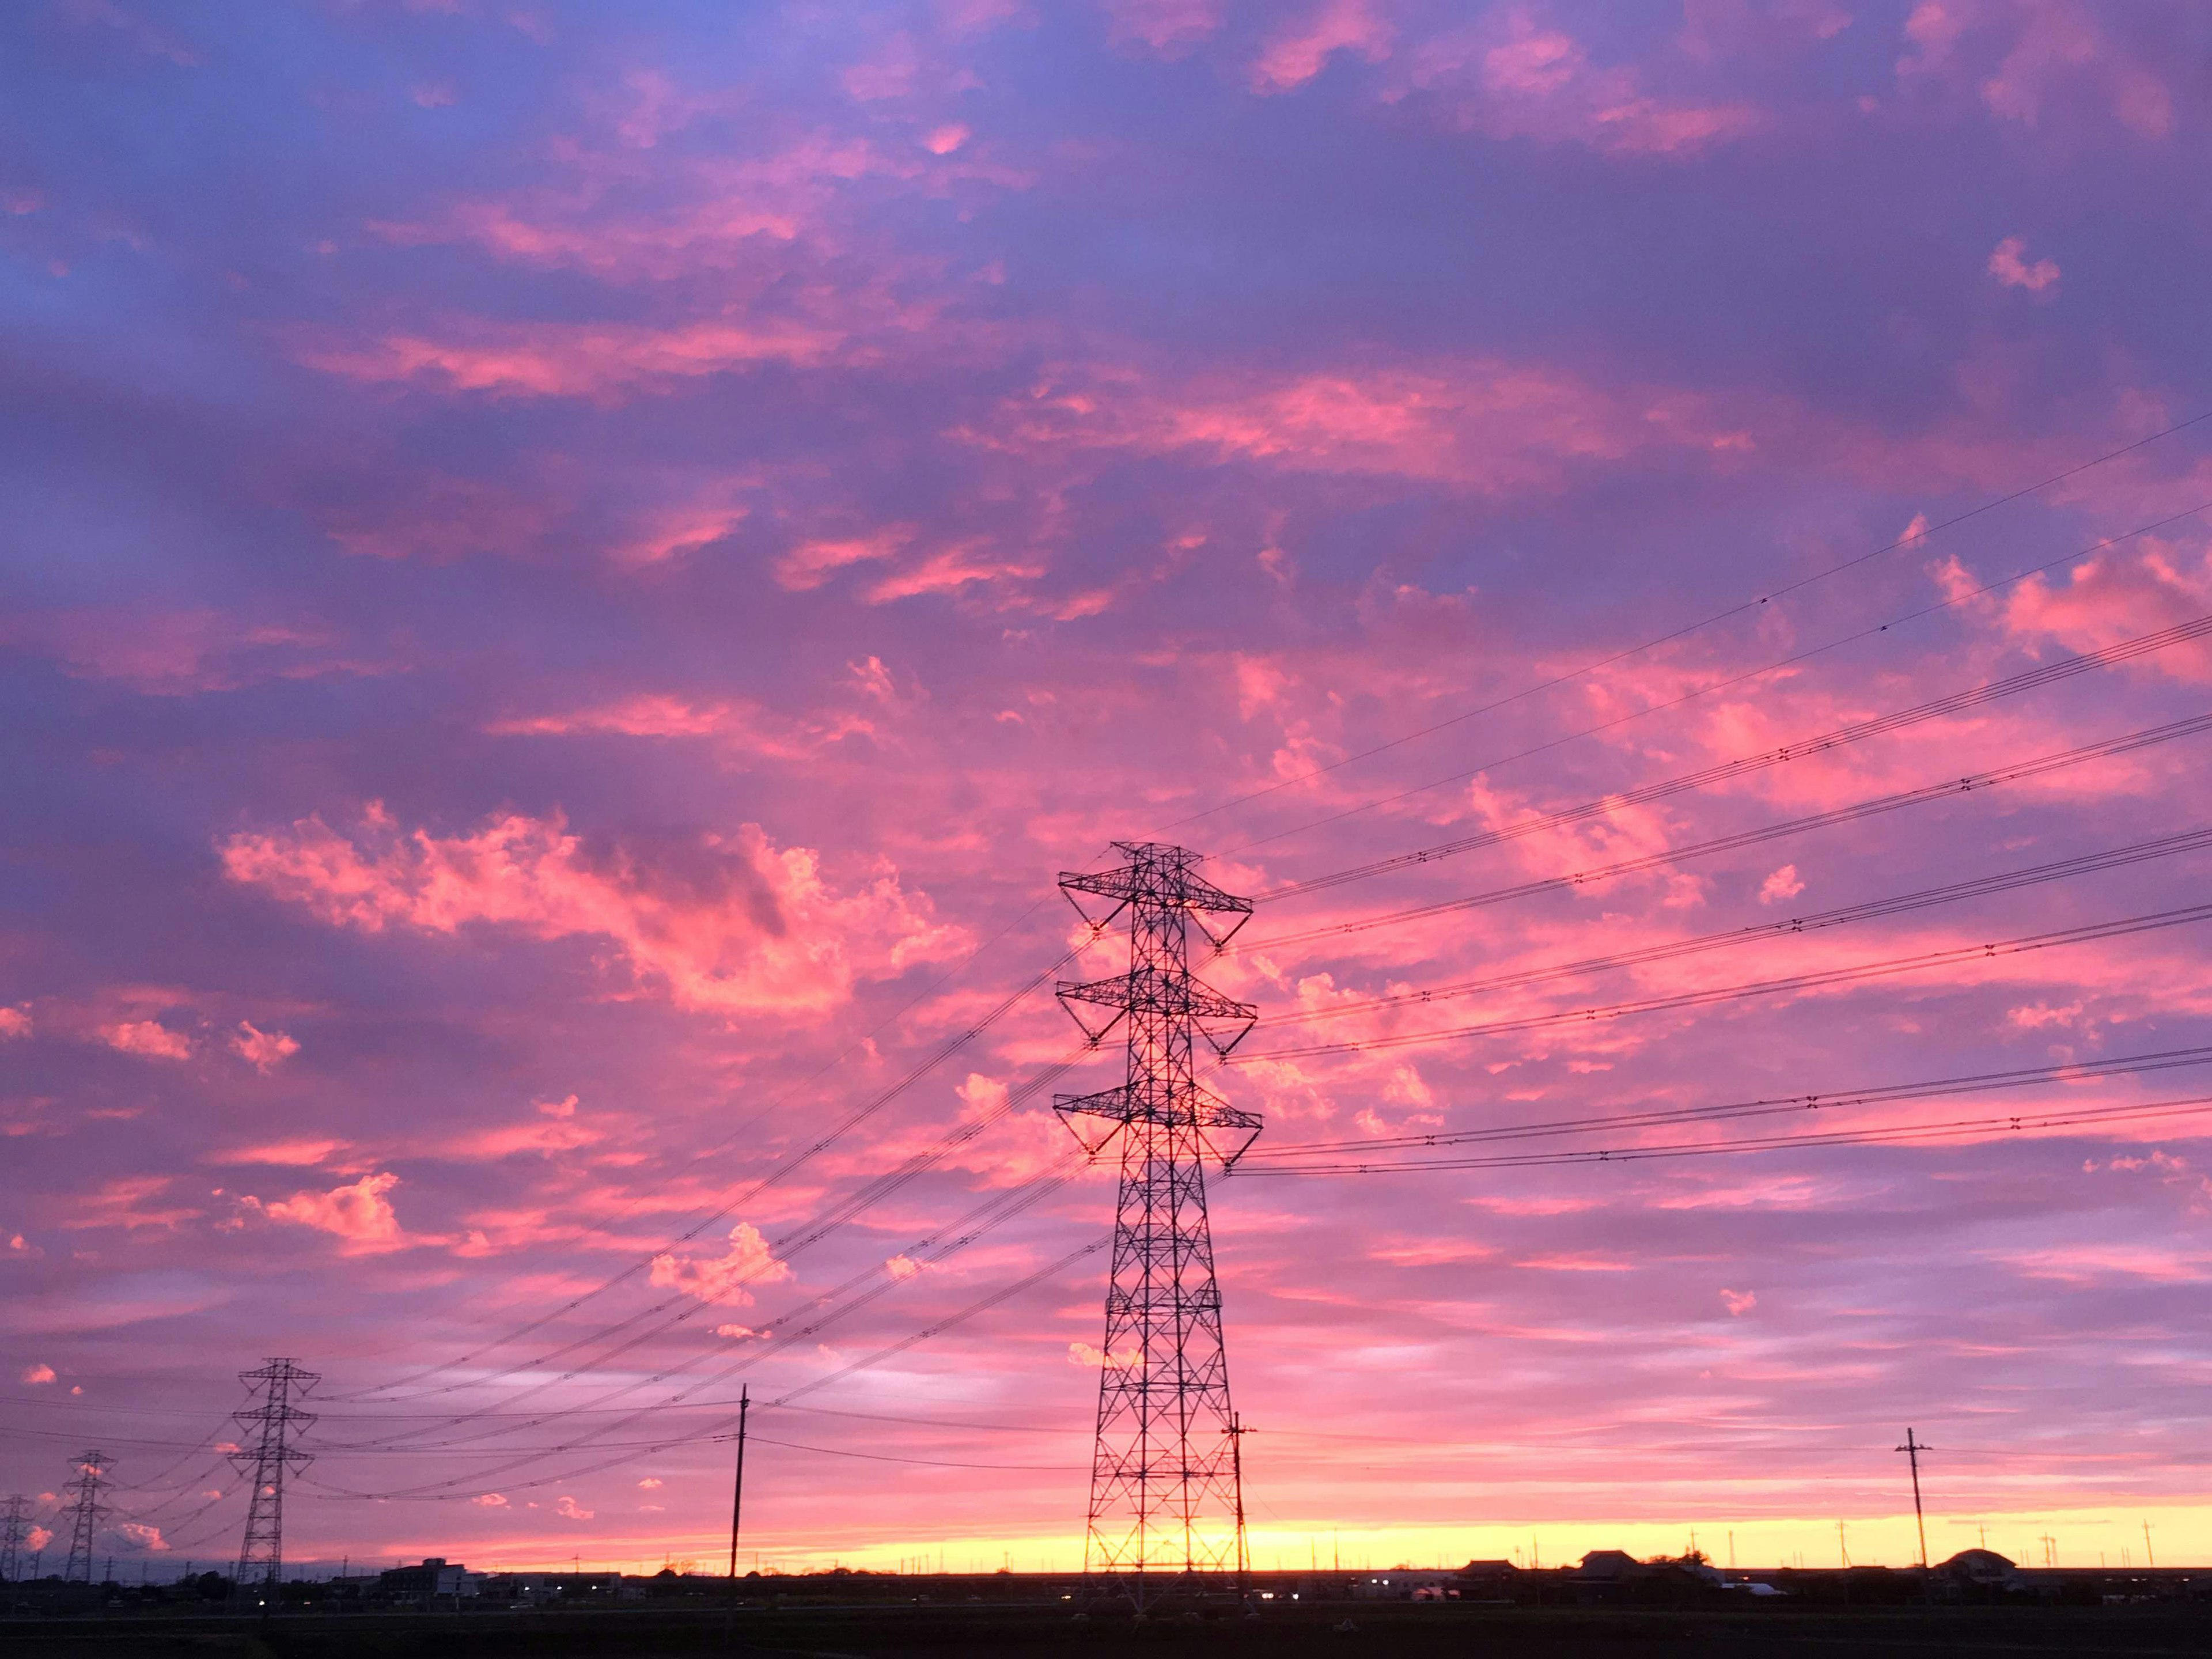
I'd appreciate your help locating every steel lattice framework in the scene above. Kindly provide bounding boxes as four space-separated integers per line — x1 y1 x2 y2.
60 1450 109 1584
0 1493 30 1584
232 1358 319 1592
1054 842 1260 1594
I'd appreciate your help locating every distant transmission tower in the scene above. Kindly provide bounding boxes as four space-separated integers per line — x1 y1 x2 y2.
1054 842 1260 1600
232 1358 320 1593
1 1494 29 1582
60 1451 111 1583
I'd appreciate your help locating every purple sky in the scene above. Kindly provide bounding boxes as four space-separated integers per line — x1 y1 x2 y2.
6 0 2212 1576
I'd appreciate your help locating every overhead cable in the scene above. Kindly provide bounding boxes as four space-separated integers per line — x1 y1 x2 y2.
1229 1096 2212 1177
1160 413 2212 836
1258 595 2212 902
1229 502 2212 867
1241 711 2212 953
1262 824 2212 1030
1242 1041 2212 1161
1235 899 2212 1062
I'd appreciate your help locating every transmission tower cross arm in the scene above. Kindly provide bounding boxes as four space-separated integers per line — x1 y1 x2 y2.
1055 1081 1264 1167
1056 968 1258 1059
1059 841 1256 947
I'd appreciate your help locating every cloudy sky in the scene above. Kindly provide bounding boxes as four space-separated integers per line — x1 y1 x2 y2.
6 0 2212 1578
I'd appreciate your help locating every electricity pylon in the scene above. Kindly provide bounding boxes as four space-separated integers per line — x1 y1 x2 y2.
60 1451 111 1583
0 1494 29 1582
1054 842 1260 1601
232 1358 319 1593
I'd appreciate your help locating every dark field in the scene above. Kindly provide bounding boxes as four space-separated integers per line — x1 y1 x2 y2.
9 1601 2212 1658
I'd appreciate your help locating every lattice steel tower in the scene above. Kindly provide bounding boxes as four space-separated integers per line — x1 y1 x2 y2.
0 1493 30 1583
60 1450 110 1583
1054 843 1260 1594
232 1358 319 1592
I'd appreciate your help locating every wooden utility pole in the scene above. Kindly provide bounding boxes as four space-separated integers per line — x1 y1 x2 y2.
1895 1429 1931 1569
726 1388 751 1584
1227 1415 1254 1590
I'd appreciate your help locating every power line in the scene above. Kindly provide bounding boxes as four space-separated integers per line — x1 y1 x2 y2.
301 1237 1111 1502
338 1040 1092 1434
1236 899 2212 1063
1230 1094 2212 1178
1240 710 2212 954
1160 412 2212 835
1259 824 2212 1031
316 1157 1086 1461
1243 1041 2212 1162
338 934 1095 1404
1253 1044 2212 1161
1247 512 2212 893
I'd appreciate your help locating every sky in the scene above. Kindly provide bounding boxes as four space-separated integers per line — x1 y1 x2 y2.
5 0 2212 1581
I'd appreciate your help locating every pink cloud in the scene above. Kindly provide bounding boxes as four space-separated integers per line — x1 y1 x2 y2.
923 124 971 156
206 1138 350 1166
472 1492 508 1507
554 1494 594 1520
865 543 1045 604
295 316 849 403
230 1021 299 1073
258 1172 405 1253
1997 543 2212 680
1756 865 1804 905
1899 0 2175 141
980 358 1760 495
649 1219 794 1305
220 807 966 1016
487 694 868 760
0 1007 27 1040
115 1522 168 1551
1404 12 1759 156
1987 234 2059 295
843 32 923 101
1102 0 1221 57
1251 0 1393 92
14 608 338 695
1719 1289 1756 1316
777 527 914 590
21 1362 56 1384
100 1020 192 1061
63 1175 202 1233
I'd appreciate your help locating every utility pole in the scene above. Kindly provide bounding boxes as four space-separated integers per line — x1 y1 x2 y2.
1227 1415 1253 1592
2143 1521 2154 1567
232 1358 320 1599
726 1386 751 1584
1895 1430 1931 1569
1837 1520 1849 1568
1053 843 1259 1605
0 1494 28 1582
61 1451 111 1583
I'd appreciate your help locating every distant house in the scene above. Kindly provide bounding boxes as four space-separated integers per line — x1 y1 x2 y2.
1939 1549 2021 1591
1571 1550 1647 1582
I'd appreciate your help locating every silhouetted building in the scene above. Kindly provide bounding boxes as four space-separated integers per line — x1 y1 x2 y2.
379 1558 479 1601
1940 1549 2021 1592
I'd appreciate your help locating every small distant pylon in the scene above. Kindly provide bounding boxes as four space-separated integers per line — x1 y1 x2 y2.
1053 842 1260 1602
232 1358 320 1593
1 1494 30 1582
61 1451 111 1583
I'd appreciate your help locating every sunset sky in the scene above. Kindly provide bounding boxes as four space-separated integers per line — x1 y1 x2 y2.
7 0 2212 1580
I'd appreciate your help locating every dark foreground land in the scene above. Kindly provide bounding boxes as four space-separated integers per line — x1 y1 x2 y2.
9 1602 2212 1658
